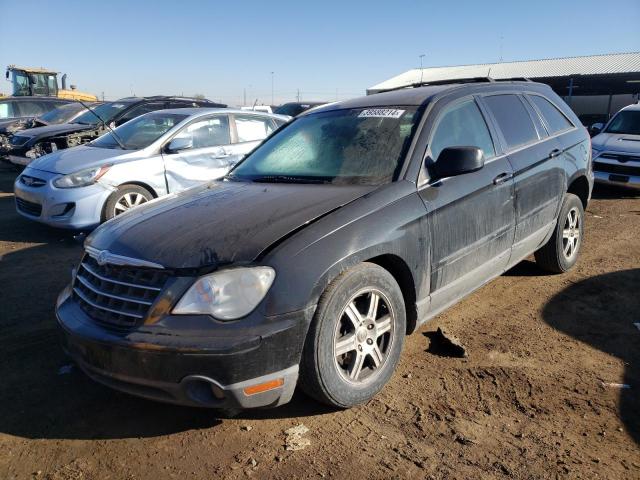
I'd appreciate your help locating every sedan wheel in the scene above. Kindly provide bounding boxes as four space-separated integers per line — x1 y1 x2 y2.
103 185 154 222
114 192 149 216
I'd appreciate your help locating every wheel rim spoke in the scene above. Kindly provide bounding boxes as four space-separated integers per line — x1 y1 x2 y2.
376 314 392 337
335 334 357 357
370 345 383 367
562 228 571 239
349 351 366 380
345 301 362 328
367 292 379 320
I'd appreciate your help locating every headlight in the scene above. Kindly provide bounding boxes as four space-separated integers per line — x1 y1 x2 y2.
53 165 111 188
173 267 275 320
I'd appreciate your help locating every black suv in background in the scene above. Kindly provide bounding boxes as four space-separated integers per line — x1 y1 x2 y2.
6 95 226 166
274 101 328 116
57 81 592 410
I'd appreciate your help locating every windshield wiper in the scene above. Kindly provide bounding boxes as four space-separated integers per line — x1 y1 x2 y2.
76 100 126 150
249 175 330 184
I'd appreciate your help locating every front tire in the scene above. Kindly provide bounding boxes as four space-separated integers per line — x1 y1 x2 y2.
103 184 153 222
299 263 406 408
534 193 584 273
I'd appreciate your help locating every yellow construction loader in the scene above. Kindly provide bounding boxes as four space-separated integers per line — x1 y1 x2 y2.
3 65 97 101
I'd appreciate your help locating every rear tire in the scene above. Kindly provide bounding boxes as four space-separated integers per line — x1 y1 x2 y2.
103 184 153 222
299 263 406 408
534 193 584 273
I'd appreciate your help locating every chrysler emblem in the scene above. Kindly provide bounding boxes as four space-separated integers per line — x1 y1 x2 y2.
97 250 110 266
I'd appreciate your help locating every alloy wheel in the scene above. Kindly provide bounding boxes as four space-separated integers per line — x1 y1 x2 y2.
562 206 581 260
113 192 148 216
333 289 395 384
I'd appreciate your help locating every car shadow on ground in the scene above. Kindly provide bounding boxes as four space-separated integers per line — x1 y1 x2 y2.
541 268 640 445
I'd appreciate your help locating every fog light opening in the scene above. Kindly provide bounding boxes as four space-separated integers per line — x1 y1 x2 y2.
243 378 284 396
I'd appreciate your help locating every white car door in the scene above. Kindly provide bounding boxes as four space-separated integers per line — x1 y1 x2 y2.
162 115 234 192
225 113 277 162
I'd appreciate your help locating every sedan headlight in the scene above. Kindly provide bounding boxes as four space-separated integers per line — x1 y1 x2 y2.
53 165 111 188
173 267 275 320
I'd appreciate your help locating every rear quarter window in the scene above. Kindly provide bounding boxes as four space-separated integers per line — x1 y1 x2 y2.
484 94 539 149
528 95 573 134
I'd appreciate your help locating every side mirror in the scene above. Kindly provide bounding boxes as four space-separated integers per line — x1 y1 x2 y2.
165 137 193 153
432 146 484 179
589 122 604 136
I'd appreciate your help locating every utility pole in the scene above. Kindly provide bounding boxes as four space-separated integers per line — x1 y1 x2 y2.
296 88 300 102
419 54 426 84
243 88 246 106
499 35 504 62
270 72 274 105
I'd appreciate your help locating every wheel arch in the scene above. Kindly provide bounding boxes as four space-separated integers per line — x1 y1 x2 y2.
567 175 590 209
116 181 159 198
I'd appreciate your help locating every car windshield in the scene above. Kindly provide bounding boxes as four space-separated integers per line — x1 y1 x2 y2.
229 107 420 185
38 103 86 124
73 102 130 125
605 110 640 135
91 112 188 150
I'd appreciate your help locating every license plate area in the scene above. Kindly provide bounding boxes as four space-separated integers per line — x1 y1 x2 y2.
609 174 629 183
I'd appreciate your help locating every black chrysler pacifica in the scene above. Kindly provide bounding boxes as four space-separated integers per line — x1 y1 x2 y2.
56 81 593 409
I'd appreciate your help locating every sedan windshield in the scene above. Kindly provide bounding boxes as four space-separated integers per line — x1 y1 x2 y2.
38 103 87 125
230 107 420 185
605 110 640 135
91 112 188 150
73 102 129 125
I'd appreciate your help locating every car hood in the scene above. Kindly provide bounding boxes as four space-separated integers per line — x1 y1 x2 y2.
15 122 95 141
87 180 377 269
28 145 138 174
592 132 640 153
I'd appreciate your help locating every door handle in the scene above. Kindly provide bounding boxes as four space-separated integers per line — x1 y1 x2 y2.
549 148 562 158
493 172 512 185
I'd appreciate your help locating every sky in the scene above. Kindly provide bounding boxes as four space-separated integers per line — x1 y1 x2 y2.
1 0 639 106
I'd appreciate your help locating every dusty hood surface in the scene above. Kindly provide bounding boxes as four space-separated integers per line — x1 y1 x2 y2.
28 145 138 174
592 132 640 153
87 180 376 269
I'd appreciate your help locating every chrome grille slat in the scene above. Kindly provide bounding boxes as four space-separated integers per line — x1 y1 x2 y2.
75 273 153 306
80 262 162 291
73 254 169 329
73 287 144 319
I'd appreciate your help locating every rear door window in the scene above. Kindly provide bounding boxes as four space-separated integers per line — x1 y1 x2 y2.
429 99 495 161
0 101 18 119
528 95 573 134
234 115 275 142
484 94 539 149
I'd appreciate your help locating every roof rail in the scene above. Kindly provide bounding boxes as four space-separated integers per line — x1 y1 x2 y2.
375 76 533 94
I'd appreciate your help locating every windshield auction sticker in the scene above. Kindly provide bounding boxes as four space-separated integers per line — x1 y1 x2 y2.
358 108 405 118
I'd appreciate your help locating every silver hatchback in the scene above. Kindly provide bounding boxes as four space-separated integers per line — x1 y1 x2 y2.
14 108 289 229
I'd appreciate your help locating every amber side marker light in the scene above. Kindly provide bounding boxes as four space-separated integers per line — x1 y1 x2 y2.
243 378 284 396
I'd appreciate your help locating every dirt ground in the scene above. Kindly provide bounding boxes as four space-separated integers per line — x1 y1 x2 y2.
0 164 638 480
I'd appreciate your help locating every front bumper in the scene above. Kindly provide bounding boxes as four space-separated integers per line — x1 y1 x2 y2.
594 170 640 189
14 170 110 229
56 288 312 408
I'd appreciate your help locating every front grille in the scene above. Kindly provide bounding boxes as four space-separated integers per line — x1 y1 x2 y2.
15 197 42 216
593 161 640 176
599 153 640 163
73 255 170 329
19 175 46 187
